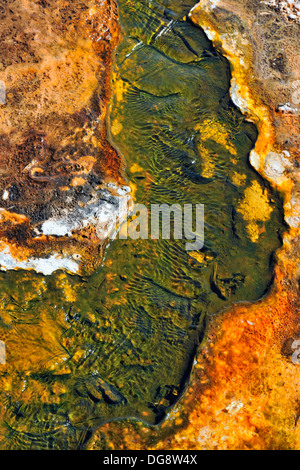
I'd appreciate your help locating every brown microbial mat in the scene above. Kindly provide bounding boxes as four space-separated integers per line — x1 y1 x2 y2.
0 0 299 452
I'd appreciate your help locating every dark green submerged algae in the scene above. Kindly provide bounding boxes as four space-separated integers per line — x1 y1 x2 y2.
0 0 285 449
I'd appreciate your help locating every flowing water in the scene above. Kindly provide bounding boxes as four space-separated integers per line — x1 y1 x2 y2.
0 0 285 449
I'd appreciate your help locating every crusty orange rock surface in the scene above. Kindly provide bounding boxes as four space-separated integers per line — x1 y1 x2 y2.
0 0 127 275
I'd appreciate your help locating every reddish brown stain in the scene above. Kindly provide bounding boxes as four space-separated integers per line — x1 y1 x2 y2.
0 0 124 269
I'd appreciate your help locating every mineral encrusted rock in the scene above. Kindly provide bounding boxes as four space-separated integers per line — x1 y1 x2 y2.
0 0 129 275
190 0 300 190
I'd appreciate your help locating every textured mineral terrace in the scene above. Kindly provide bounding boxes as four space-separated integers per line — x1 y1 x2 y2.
0 0 131 275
